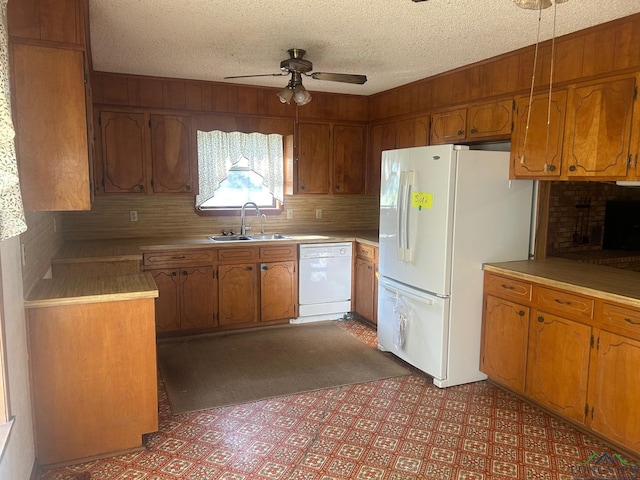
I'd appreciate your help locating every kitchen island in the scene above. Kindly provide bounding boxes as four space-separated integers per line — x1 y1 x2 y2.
24 273 159 467
481 258 640 457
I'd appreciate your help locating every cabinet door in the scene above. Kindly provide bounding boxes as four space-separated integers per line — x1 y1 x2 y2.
366 122 396 196
297 122 330 193
8 0 85 45
150 114 194 193
180 266 216 330
149 269 180 333
430 109 466 145
511 91 566 178
354 258 376 323
587 330 640 453
562 76 635 178
396 115 430 149
260 261 297 322
480 295 530 392
332 124 365 194
100 111 149 193
218 263 259 325
12 44 91 211
526 311 591 423
467 99 512 140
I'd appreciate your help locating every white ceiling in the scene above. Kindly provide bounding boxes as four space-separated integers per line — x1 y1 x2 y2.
88 0 639 96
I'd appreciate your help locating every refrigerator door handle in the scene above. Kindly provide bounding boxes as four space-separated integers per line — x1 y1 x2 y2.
397 170 407 260
380 279 434 305
404 170 414 262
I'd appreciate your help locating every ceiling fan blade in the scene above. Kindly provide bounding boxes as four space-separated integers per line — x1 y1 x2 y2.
310 72 367 84
223 73 288 80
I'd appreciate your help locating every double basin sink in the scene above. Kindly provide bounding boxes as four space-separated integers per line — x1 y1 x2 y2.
209 233 291 242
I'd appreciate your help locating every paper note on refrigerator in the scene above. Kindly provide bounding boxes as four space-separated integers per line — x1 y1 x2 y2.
412 192 433 210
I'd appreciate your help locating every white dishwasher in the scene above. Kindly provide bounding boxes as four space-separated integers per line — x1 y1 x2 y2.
291 242 353 324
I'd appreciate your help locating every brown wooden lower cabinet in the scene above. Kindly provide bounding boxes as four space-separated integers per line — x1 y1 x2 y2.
27 298 158 466
481 268 640 456
218 262 259 326
261 261 297 322
353 242 378 325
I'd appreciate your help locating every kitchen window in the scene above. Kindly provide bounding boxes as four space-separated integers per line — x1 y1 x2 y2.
196 130 284 215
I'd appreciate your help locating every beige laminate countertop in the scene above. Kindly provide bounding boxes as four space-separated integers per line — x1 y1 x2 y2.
53 230 380 264
484 258 640 308
25 272 159 308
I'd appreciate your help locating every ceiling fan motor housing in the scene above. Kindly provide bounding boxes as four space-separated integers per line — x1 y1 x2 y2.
280 48 313 73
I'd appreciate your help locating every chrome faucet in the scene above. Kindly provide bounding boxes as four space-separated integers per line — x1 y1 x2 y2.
240 202 261 235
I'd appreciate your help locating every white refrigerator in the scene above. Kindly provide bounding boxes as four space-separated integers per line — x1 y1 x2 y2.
377 144 534 388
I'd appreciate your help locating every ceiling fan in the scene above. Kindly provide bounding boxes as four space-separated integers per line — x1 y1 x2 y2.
224 48 368 106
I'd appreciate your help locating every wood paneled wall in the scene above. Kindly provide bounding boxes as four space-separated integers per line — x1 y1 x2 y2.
61 195 379 241
368 13 640 121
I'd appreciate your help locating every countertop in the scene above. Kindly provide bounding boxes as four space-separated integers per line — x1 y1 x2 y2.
484 258 640 307
53 230 380 264
24 272 159 308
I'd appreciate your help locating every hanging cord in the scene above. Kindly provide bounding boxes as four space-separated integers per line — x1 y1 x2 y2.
544 1 558 171
521 4 544 166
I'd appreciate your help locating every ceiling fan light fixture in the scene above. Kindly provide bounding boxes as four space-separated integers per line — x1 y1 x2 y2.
276 86 294 104
512 0 557 9
293 84 312 106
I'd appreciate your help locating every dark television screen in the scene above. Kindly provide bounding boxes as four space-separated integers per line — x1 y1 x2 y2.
603 201 640 250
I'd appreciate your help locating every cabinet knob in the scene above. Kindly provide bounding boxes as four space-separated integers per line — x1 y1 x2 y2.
186 185 191 191
548 165 556 172
470 128 477 134
537 316 544 323
172 271 177 276
518 310 525 316
457 130 463 135
261 264 268 271
569 165 576 172
182 270 188 275
138 184 145 191
247 266 253 271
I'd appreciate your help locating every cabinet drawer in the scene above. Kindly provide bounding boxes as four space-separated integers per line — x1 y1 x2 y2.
259 244 297 261
535 286 594 320
143 249 215 267
484 273 532 302
600 302 640 340
218 246 259 263
356 243 377 261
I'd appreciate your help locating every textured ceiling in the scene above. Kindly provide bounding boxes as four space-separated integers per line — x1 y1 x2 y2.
88 0 639 96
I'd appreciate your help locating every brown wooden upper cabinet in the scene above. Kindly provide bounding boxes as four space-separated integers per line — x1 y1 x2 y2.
430 100 512 145
8 0 87 46
510 90 567 178
97 111 196 195
150 115 195 194
11 43 91 211
296 122 366 194
99 111 149 194
561 74 636 180
366 115 430 196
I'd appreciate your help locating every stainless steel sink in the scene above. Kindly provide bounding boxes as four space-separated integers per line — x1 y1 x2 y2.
208 233 290 242
209 235 252 241
248 233 291 240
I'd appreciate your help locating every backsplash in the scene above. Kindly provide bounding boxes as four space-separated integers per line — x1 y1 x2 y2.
61 194 380 240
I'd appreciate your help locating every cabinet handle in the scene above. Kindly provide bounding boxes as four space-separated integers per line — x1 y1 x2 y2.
624 317 640 325
554 299 572 306
171 255 187 260
501 284 515 290
518 310 525 317
569 165 576 172
537 316 544 323
247 266 253 271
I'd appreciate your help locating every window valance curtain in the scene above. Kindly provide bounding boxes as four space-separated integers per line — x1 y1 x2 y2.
196 130 284 207
0 0 27 240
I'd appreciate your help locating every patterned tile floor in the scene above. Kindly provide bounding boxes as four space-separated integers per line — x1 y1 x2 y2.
39 320 631 480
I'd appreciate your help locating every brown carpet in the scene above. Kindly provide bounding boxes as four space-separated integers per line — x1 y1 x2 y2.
157 321 411 414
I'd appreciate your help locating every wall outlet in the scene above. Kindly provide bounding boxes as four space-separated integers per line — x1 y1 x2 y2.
286 209 293 219
129 210 138 222
315 209 322 219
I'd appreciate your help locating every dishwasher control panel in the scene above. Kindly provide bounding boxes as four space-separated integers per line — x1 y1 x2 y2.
299 242 353 259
